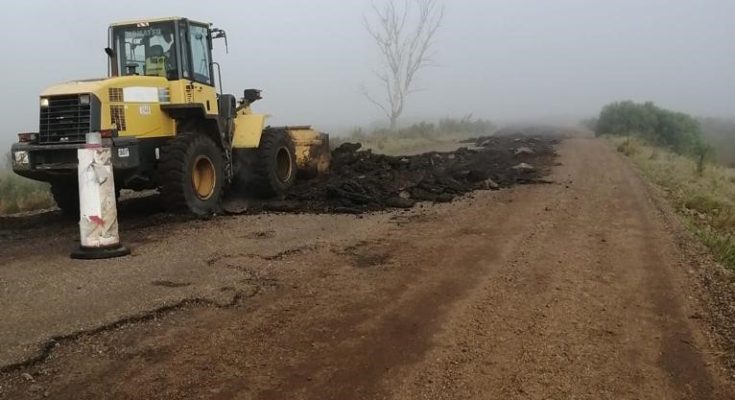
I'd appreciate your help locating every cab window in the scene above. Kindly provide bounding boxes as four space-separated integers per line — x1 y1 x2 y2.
189 25 212 85
113 22 178 79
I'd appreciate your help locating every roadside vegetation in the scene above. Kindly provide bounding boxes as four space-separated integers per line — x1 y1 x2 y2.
613 136 735 268
0 168 54 215
594 100 712 166
594 101 735 269
332 116 496 155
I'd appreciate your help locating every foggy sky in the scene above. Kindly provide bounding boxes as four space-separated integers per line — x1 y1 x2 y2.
1 0 734 148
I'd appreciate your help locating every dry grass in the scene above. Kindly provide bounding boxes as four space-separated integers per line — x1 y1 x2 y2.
331 117 496 155
611 136 735 269
332 131 475 155
0 170 54 215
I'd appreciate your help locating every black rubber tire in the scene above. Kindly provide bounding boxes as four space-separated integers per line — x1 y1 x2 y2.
252 128 297 198
51 181 121 217
50 181 80 216
158 133 224 216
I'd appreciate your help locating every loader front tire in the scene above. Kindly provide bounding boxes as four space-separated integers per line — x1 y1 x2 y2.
252 128 297 198
158 133 224 216
50 180 79 216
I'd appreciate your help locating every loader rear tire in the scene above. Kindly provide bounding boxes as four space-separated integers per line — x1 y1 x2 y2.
252 128 297 198
50 181 79 216
158 133 224 216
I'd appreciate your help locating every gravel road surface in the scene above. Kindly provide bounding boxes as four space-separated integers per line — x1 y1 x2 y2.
0 135 733 399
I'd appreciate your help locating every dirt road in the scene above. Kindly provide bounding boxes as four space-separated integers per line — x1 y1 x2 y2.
1 136 733 399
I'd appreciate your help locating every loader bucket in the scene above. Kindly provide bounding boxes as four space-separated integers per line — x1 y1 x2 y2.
287 127 331 179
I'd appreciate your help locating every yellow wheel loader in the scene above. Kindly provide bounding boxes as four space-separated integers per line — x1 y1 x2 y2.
10 17 330 216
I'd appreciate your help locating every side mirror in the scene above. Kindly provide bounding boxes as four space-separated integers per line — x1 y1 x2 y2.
211 28 229 54
243 89 262 104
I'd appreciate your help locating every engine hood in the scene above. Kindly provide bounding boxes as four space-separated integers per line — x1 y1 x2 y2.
41 76 170 98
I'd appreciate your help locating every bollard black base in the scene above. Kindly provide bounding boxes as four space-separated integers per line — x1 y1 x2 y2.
70 243 131 260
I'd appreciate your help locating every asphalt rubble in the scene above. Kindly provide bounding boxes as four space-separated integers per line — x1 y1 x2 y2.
236 134 559 214
0 134 560 234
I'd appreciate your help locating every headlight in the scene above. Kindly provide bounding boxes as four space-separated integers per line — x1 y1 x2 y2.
17 132 37 143
79 94 90 105
13 151 30 165
40 98 49 108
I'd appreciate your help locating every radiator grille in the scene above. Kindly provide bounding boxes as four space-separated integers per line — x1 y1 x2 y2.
38 95 91 143
110 105 126 131
109 88 124 102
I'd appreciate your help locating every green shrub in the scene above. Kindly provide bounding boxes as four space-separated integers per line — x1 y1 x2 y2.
597 101 658 137
597 101 705 157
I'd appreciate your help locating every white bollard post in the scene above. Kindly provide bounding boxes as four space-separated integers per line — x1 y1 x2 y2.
70 132 130 259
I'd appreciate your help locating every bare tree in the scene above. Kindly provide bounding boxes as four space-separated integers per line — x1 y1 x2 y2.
363 0 444 130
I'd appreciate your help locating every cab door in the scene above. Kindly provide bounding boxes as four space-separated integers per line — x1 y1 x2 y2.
181 21 219 116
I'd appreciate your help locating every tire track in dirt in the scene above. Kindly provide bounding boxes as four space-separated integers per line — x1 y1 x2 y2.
388 137 731 399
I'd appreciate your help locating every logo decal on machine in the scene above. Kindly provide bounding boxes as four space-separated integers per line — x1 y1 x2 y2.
139 104 151 115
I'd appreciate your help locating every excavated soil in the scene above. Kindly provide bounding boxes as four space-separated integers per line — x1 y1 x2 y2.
0 131 560 372
0 134 558 236
233 134 558 214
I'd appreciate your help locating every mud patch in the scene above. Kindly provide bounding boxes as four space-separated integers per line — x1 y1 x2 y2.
353 251 392 268
341 241 393 268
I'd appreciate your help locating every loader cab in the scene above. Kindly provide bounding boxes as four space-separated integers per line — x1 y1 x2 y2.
109 18 214 86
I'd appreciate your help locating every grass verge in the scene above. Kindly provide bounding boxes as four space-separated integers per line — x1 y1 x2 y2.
611 136 735 270
0 170 54 215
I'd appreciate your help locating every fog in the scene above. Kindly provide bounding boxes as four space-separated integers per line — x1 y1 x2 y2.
1 0 734 149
